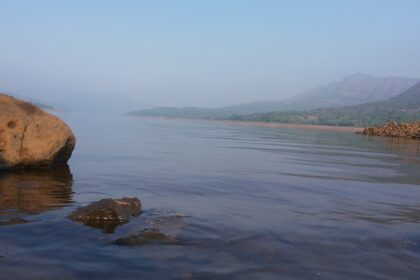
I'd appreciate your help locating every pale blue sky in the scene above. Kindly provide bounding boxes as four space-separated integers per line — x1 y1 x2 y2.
1 0 420 110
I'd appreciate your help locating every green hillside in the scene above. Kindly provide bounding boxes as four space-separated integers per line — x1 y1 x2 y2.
229 82 420 127
130 80 420 127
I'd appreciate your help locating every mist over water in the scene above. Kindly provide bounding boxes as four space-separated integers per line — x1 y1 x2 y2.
1 113 419 279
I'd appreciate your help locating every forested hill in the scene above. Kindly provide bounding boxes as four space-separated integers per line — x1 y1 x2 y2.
223 73 419 113
129 76 420 127
130 74 419 119
229 82 420 127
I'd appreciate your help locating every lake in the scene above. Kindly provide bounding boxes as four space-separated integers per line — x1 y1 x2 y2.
1 113 420 279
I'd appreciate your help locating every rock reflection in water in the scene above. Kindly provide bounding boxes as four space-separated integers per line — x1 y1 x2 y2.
383 137 420 157
0 165 74 225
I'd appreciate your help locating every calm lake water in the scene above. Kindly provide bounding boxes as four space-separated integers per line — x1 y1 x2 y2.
1 113 420 279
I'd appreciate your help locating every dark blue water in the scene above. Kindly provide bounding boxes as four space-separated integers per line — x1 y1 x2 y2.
1 113 420 279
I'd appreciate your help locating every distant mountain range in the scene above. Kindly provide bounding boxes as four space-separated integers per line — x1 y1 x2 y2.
223 73 419 113
31 101 54 110
129 73 420 127
229 81 420 127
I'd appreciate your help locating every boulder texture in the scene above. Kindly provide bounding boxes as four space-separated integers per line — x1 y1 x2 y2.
0 94 76 170
357 122 420 139
69 197 142 233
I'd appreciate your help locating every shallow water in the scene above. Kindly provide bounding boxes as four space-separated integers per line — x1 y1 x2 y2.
1 113 420 279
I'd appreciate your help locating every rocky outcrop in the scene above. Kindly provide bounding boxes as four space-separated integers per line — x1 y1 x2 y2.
357 122 420 139
0 94 76 170
69 198 141 233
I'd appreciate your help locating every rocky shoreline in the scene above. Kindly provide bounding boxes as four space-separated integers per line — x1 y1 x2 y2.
357 122 420 139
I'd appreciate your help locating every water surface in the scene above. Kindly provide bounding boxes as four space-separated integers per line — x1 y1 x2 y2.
1 113 420 279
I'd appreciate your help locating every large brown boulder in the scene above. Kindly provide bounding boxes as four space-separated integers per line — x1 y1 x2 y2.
0 94 76 170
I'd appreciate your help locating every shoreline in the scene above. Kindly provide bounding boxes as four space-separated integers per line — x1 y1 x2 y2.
130 115 363 133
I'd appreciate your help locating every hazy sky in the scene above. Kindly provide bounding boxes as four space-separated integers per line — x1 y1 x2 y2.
1 0 420 110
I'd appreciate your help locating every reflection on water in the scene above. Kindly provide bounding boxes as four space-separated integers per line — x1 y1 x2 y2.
0 165 74 225
383 137 420 156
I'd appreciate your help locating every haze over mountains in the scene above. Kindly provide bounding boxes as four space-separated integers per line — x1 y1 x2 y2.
0 91 56 110
228 73 419 113
130 73 420 124
230 81 420 127
0 89 152 113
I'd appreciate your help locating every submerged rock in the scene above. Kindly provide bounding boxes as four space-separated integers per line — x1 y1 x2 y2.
357 122 420 139
69 197 141 233
114 210 187 246
115 228 180 246
0 94 76 170
143 210 186 236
